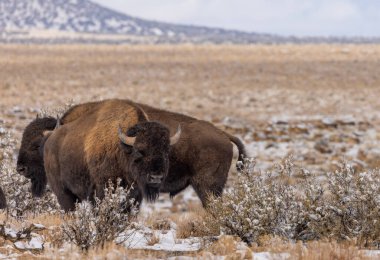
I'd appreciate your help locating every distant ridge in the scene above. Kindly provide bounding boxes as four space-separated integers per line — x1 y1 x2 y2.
0 0 379 44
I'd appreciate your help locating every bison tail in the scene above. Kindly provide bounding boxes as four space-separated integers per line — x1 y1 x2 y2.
225 133 247 171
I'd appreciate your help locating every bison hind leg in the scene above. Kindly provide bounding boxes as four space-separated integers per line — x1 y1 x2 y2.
190 162 229 208
192 182 224 208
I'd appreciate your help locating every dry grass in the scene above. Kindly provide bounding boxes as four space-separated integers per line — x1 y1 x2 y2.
292 241 367 260
144 211 172 231
149 218 172 231
26 213 63 227
251 238 370 260
2 44 380 136
170 206 219 239
204 236 375 260
46 242 129 260
201 235 254 259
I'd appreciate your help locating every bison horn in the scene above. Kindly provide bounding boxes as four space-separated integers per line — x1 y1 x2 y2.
135 105 150 122
170 124 182 145
118 125 136 146
55 115 61 129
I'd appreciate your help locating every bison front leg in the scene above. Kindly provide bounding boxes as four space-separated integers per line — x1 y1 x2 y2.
124 185 143 213
54 187 80 212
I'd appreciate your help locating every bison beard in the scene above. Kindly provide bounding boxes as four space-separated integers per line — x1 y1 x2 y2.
144 185 160 202
31 174 47 197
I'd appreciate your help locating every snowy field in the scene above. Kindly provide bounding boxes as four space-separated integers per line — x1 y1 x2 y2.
1 45 380 258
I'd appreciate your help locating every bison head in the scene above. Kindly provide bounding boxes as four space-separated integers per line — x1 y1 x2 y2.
17 117 57 197
118 121 181 201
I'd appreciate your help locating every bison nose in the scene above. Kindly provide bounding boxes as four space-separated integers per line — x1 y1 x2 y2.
149 175 163 184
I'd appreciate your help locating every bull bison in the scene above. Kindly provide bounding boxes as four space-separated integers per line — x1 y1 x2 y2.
19 99 246 211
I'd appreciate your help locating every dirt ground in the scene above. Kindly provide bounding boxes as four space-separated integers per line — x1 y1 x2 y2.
1 44 380 258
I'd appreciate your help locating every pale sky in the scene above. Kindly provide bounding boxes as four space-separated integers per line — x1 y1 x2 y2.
92 0 380 37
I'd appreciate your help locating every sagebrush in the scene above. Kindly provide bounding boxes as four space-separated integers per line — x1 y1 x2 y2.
209 157 380 248
62 179 138 250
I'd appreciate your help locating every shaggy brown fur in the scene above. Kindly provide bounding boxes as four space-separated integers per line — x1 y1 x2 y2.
44 99 174 211
17 117 57 197
19 99 246 210
58 99 246 208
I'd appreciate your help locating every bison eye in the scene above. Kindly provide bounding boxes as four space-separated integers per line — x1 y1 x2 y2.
134 150 144 159
31 144 40 150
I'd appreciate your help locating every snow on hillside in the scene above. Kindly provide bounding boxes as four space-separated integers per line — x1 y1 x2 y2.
0 2 379 48
0 0 272 43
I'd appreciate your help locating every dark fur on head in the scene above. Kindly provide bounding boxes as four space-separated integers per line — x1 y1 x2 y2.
0 187 6 209
17 117 57 197
120 121 170 201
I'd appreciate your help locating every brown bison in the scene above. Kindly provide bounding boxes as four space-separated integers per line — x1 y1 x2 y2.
20 99 246 211
16 116 57 197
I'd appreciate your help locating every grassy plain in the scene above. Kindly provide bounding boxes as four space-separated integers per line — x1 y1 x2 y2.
1 44 380 259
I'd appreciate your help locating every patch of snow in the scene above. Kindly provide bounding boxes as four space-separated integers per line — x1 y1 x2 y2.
4 227 17 239
14 236 44 251
182 187 197 202
54 7 69 25
28 236 44 250
33 224 45 229
321 117 336 126
151 28 163 36
123 226 201 252
11 106 23 113
167 30 175 37
254 252 290 260
106 18 121 28
167 257 201 260
345 147 359 158
362 250 380 257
